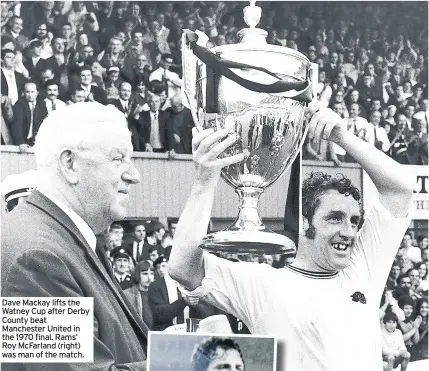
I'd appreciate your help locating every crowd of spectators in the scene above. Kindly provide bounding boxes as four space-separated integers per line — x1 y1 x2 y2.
1 1 427 164
101 219 251 334
380 230 428 368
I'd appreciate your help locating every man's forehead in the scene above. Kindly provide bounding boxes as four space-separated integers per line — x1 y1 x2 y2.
317 189 360 214
211 348 243 364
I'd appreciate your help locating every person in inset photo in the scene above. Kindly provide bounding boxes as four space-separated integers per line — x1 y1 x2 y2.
191 337 245 371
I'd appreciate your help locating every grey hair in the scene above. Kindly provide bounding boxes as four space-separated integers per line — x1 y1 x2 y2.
34 102 129 168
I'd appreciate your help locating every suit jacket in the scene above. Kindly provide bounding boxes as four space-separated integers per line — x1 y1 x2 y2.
87 85 108 105
167 107 194 154
23 56 47 86
1 70 27 98
1 191 148 371
148 276 188 331
43 55 71 82
11 99 48 145
138 110 174 151
109 98 141 151
124 285 154 329
3 30 29 51
125 240 153 263
407 133 428 165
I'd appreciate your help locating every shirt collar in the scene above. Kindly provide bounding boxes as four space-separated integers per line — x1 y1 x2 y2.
39 191 97 252
114 272 128 280
2 67 14 76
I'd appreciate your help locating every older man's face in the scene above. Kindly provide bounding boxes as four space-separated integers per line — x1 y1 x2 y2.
74 118 140 228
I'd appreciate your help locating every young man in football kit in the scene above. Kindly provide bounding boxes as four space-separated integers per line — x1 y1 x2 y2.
169 101 413 371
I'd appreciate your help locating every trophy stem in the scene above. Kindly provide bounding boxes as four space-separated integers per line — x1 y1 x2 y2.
233 187 264 231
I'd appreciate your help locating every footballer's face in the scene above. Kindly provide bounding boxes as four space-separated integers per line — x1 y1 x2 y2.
306 190 361 271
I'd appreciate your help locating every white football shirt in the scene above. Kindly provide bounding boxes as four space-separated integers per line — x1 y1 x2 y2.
184 197 412 371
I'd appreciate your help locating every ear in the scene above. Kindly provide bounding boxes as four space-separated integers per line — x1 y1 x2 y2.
58 149 79 185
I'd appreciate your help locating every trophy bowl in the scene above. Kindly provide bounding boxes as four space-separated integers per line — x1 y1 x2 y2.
182 2 316 256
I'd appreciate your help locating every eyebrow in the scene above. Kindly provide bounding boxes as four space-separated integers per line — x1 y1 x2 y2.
325 210 361 223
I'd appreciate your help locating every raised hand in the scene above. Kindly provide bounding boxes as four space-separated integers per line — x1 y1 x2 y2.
192 127 244 187
305 100 347 149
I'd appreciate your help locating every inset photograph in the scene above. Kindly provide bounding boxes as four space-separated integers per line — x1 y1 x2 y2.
148 332 276 371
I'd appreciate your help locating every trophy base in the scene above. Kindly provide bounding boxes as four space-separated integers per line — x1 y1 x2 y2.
199 229 296 255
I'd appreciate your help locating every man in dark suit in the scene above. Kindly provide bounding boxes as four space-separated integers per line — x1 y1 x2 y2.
138 94 173 153
109 81 142 151
148 256 199 331
43 37 70 85
125 223 152 263
76 66 108 105
2 16 29 52
1 49 27 103
323 52 340 81
407 116 428 165
23 39 47 87
2 102 148 370
11 82 48 152
167 95 194 154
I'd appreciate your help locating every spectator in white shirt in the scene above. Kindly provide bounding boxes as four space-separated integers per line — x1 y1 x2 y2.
346 103 370 140
149 53 181 99
317 69 332 108
44 79 66 114
365 110 391 152
400 232 422 265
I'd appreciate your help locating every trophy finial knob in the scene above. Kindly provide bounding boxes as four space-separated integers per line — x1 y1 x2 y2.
243 1 261 29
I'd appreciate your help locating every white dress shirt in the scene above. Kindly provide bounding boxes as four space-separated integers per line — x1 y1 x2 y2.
45 98 66 114
149 111 163 149
365 125 391 152
133 240 143 261
2 68 19 105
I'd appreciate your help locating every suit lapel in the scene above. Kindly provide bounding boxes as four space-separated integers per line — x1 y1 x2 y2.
26 191 149 338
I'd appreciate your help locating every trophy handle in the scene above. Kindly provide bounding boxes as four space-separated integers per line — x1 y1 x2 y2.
183 30 313 101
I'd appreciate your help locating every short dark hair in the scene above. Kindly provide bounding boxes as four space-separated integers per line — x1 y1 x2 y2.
417 235 427 243
8 15 22 26
70 86 85 96
132 261 154 284
51 36 65 46
1 48 15 60
383 311 398 324
302 172 364 227
133 223 146 232
191 337 244 371
149 80 167 95
161 53 173 62
45 79 58 89
110 223 124 232
398 295 415 310
397 274 411 285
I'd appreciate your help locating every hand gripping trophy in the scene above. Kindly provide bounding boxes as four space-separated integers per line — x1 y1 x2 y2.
182 1 317 256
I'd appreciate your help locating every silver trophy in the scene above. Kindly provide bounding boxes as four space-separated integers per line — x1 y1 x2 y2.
182 1 316 255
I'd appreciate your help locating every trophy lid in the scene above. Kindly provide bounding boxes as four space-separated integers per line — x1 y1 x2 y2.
212 1 311 84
